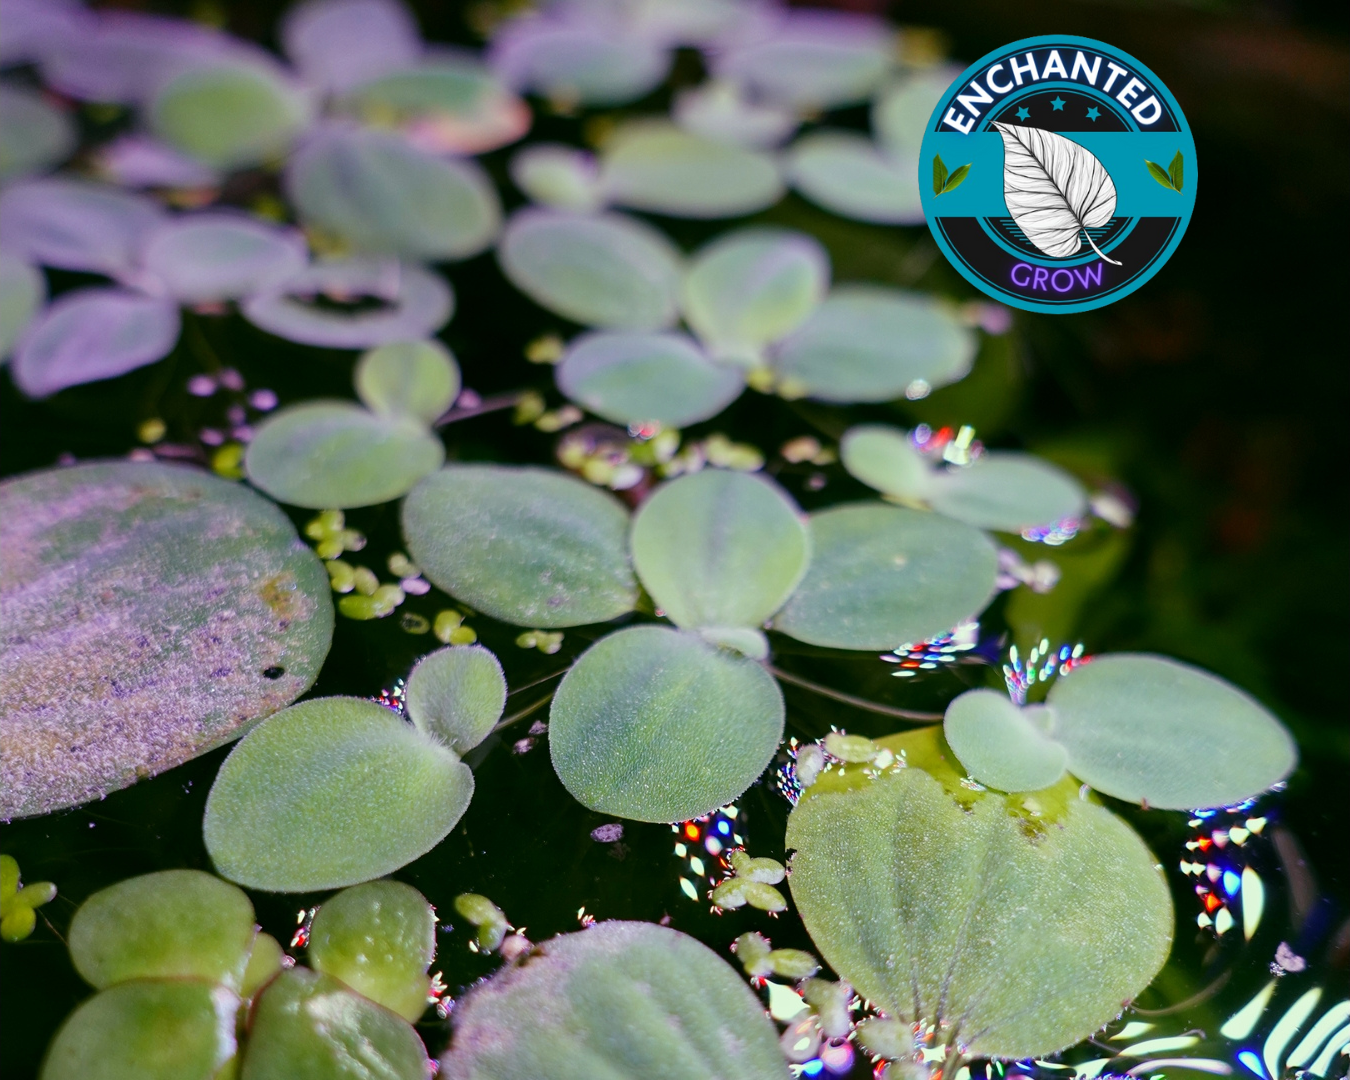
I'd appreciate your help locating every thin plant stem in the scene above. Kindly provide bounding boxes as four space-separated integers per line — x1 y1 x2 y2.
1130 968 1232 1016
506 667 570 697
434 391 528 428
767 666 942 721
491 693 553 734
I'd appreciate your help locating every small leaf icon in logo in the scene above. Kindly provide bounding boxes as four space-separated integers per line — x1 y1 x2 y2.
1146 150 1185 191
992 122 1121 265
932 154 972 196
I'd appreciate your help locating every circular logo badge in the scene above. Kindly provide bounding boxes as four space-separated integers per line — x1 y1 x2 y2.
918 35 1196 313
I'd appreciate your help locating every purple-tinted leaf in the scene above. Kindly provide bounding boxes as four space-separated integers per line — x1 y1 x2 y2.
12 287 180 398
94 134 221 190
0 85 77 183
0 0 87 68
139 213 308 304
241 258 453 349
282 0 423 95
0 178 165 276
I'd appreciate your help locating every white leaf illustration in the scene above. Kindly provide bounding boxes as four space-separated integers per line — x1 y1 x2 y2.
992 123 1121 266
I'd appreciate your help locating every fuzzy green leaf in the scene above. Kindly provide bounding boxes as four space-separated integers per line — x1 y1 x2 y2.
943 689 1068 792
840 424 935 503
404 644 507 754
354 340 461 426
926 451 1087 532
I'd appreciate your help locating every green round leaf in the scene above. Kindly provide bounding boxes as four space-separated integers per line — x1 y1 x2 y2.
786 728 1174 1059
682 227 829 349
245 401 445 510
509 143 603 211
556 331 743 427
673 79 798 150
770 286 976 403
309 880 436 1022
873 67 960 158
0 84 76 183
549 625 784 822
403 465 637 628
943 689 1068 792
498 208 682 330
631 469 809 631
69 870 256 992
150 61 311 169
1046 654 1298 809
242 967 428 1080
786 132 923 225
0 250 45 361
600 121 784 219
404 644 507 755
355 339 461 425
0 461 333 819
203 696 473 892
41 980 238 1080
139 212 308 305
840 424 935 502
286 125 501 260
440 920 787 1080
774 503 998 650
927 452 1087 532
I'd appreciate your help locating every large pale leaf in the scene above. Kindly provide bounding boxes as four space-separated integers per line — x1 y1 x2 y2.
1045 654 1297 809
440 920 788 1080
550 625 784 823
309 880 436 1023
555 330 743 427
992 123 1120 264
68 870 256 991
600 121 784 219
0 178 164 276
286 125 500 260
204 696 473 892
245 401 445 509
774 503 998 650
242 258 453 348
281 0 422 95
404 644 506 754
0 84 76 182
927 452 1088 533
139 213 308 304
403 464 637 628
242 968 429 1080
354 339 460 425
769 286 975 403
40 980 238 1080
682 227 829 349
839 424 935 502
943 689 1068 793
631 470 809 632
497 208 682 330
0 250 45 361
786 132 923 225
786 727 1174 1059
673 79 798 150
0 461 333 818
873 67 961 158
150 61 312 170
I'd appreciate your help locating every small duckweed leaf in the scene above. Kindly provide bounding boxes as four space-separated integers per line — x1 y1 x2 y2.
150 61 312 170
769 286 976 403
1046 653 1297 809
840 425 935 502
95 133 221 189
439 921 787 1080
0 250 45 361
355 339 461 425
556 331 743 427
281 0 422 95
774 503 998 650
786 747 1173 1058
682 227 829 349
926 452 1087 532
242 258 454 349
787 132 923 225
245 401 445 509
488 17 671 106
40 980 238 1080
498 208 682 330
243 967 429 1080
69 870 256 991
0 461 333 819
0 178 164 276
204 696 473 892
286 125 501 261
403 464 637 628
309 880 436 1022
550 626 784 823
509 144 603 211
943 689 1069 792
631 469 809 631
139 213 308 304
0 84 76 182
404 644 507 754
874 67 962 158
600 121 784 219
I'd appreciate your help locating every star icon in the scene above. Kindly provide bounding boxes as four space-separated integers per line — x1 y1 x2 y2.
1050 96 1066 111
1086 106 1101 121
1015 106 1030 121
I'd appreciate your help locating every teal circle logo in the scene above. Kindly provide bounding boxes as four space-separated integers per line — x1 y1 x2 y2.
918 35 1196 314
